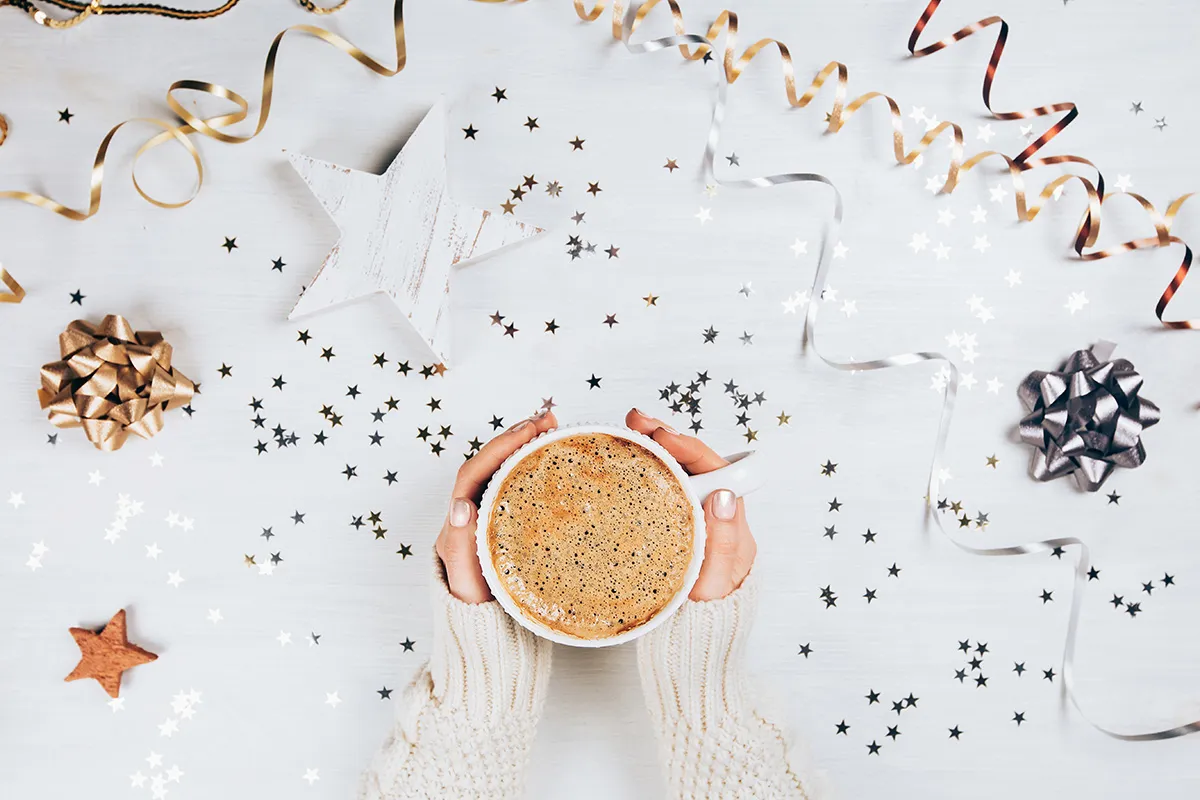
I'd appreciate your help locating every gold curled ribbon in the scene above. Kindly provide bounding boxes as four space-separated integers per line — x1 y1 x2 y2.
37 315 194 450
0 0 405 217
0 112 8 147
615 4 1199 741
0 266 25 303
507 0 1194 328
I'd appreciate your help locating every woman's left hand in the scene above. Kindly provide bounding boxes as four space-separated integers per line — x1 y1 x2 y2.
435 410 559 603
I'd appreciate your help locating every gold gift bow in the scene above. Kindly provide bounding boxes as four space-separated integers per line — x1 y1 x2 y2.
0 267 25 303
38 315 194 450
0 0 406 216
493 0 1193 329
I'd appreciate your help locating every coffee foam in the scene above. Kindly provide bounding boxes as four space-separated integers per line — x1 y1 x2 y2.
486 433 695 640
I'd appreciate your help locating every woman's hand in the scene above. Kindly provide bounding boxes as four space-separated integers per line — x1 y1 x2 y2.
436 410 559 603
626 407 756 601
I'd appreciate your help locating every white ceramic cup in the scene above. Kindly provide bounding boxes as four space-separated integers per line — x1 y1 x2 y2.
476 423 766 647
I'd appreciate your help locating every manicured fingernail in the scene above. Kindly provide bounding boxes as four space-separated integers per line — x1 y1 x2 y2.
507 419 532 433
712 489 737 521
633 408 648 418
532 409 550 420
656 424 678 435
449 498 472 528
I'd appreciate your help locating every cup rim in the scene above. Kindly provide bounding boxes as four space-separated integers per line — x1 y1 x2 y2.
475 422 707 647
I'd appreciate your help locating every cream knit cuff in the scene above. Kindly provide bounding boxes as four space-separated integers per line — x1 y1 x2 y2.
636 572 759 732
428 548 553 726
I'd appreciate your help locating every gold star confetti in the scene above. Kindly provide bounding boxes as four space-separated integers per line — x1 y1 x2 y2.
985 454 999 468
500 199 516 214
777 411 791 425
244 554 256 567
643 293 659 306
664 158 678 172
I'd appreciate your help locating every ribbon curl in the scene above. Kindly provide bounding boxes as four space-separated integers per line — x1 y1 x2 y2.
610 1 1199 742
516 0 1194 328
0 0 406 217
37 315 194 451
1018 343 1160 492
0 266 24 303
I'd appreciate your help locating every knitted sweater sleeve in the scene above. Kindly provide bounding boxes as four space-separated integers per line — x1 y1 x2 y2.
359 551 553 800
637 573 810 800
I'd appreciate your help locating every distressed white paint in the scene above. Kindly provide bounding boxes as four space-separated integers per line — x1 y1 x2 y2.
288 99 542 363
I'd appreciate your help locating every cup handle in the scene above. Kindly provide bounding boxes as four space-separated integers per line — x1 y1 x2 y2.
687 451 766 503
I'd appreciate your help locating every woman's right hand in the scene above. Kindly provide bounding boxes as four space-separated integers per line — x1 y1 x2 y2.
435 410 558 603
625 408 757 601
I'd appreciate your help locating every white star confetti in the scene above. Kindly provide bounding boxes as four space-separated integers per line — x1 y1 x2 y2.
158 718 179 738
976 124 994 143
695 207 712 225
325 691 342 708
840 300 858 317
277 631 293 646
1114 174 1133 192
145 543 162 559
88 470 104 486
781 290 810 314
108 697 125 713
908 232 930 253
166 570 185 588
1065 291 1089 314
986 377 1004 394
149 452 164 467
989 184 1008 204
970 205 987 224
832 241 849 260
973 235 991 253
936 209 956 227
302 769 320 785
1005 270 1022 287
7 492 24 508
933 243 951 261
790 239 808 257
207 609 223 624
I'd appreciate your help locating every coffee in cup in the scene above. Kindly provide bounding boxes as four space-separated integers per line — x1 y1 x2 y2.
485 432 694 640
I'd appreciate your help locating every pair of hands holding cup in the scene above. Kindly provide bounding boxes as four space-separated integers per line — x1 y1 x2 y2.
436 407 757 604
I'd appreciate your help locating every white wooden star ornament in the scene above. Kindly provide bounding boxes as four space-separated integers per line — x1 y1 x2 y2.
288 100 542 362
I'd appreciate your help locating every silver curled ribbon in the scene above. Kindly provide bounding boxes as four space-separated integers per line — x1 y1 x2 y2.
1018 342 1160 492
617 1 1199 741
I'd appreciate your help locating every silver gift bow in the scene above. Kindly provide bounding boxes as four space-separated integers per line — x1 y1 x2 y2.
618 1 1198 741
1018 342 1160 492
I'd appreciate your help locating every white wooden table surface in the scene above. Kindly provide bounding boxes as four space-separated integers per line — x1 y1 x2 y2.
2 1 1198 798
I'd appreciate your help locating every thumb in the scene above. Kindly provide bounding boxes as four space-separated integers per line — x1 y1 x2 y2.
437 498 493 604
690 489 750 601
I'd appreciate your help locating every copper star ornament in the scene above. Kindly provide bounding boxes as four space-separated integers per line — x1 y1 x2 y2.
287 100 543 363
64 609 157 698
